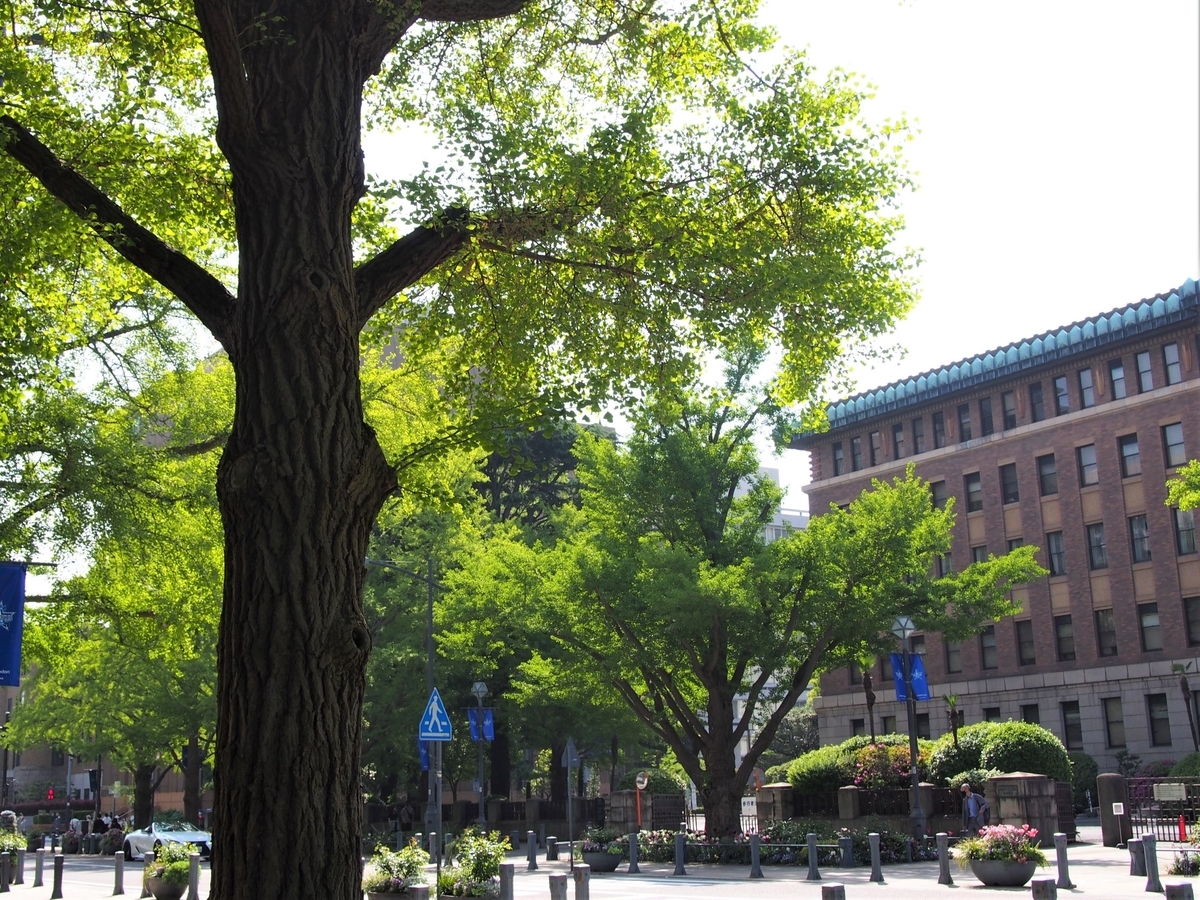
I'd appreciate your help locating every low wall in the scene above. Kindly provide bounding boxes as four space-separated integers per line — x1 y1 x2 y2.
757 783 958 835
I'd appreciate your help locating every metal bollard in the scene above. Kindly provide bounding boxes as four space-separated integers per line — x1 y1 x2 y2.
548 873 568 900
410 887 429 900
499 862 514 900
869 832 883 883
140 851 155 899
50 854 63 900
806 833 820 881
0 851 9 893
838 835 853 868
628 832 640 874
936 832 953 886
539 824 546 849
187 853 200 900
905 837 913 864
572 863 590 900
33 848 44 888
1054 832 1074 889
510 830 521 851
113 853 125 895
1031 876 1057 899
1131 838 1147 877
749 833 763 879
1167 884 1196 900
1145 834 1164 893
547 836 558 861
15 849 23 885
527 832 538 872
820 884 846 900
673 831 686 876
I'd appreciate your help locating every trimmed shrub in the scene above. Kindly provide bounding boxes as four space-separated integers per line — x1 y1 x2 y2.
948 768 1001 794
787 744 849 794
1170 753 1200 777
616 768 685 794
978 721 1072 783
928 722 1000 785
1068 752 1099 811
763 762 790 784
786 734 932 793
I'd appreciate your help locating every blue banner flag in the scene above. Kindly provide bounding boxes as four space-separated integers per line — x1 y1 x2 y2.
418 738 429 772
468 708 480 742
0 564 26 687
891 653 932 702
482 708 494 741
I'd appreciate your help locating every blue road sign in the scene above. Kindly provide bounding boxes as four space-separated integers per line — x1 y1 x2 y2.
419 688 453 741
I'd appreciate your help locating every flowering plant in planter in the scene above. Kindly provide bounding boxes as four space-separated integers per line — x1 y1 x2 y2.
953 824 1047 868
361 841 429 894
144 841 196 887
577 828 623 856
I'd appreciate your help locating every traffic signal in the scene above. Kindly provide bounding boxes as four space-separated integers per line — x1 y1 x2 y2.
46 787 54 800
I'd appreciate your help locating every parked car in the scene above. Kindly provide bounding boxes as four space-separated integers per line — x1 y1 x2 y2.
123 822 212 861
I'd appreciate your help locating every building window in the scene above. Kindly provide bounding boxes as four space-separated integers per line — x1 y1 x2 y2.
850 436 863 471
1095 608 1118 657
1047 531 1067 576
1000 463 1019 504
1119 434 1141 477
1061 701 1083 750
881 715 897 734
1109 359 1127 400
1129 515 1152 563
932 411 946 449
849 660 862 685
1139 601 1162 652
880 654 893 682
1021 703 1040 725
1186 597 1200 646
912 418 926 454
51 748 65 767
915 712 931 739
1176 508 1197 556
983 706 1002 723
945 639 961 673
1002 391 1018 429
1148 694 1172 746
936 552 954 577
971 545 988 563
1086 522 1108 570
1103 697 1127 748
1054 614 1076 661
980 625 997 669
832 442 844 476
1164 422 1187 469
930 481 948 510
979 397 994 436
1007 537 1024 552
850 718 866 737
1053 375 1070 415
1165 343 1182 385
964 472 983 512
892 423 905 460
1037 454 1058 496
1029 382 1046 422
1136 351 1154 393
957 404 972 442
1077 444 1098 486
1079 368 1095 408
910 634 926 656
869 431 882 466
1016 619 1036 666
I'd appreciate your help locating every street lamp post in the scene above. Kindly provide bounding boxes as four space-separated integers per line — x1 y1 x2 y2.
892 615 926 842
471 681 488 827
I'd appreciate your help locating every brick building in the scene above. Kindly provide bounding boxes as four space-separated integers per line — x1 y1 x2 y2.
790 279 1200 771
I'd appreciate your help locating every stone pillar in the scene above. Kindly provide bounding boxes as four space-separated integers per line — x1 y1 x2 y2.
936 832 953 886
755 784 794 825
806 833 820 881
547 837 558 861
1166 884 1196 900
1054 832 1074 889
837 786 859 821
1130 838 1147 877
548 873 567 900
572 863 590 900
499 862 514 900
1145 834 1164 893
1031 877 1057 900
113 853 124 896
869 832 883 883
820 884 846 900
1097 773 1132 847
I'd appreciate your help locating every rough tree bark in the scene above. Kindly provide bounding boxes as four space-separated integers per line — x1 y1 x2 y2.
182 734 201 827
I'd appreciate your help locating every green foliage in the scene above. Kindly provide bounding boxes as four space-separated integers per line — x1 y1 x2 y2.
615 768 685 794
361 841 429 893
759 698 820 774
145 841 197 887
1067 752 1099 811
928 722 1002 785
1167 460 1200 511
1171 754 1200 777
1115 750 1143 778
953 825 1047 867
977 722 1072 783
437 829 508 896
786 733 931 793
947 768 1001 794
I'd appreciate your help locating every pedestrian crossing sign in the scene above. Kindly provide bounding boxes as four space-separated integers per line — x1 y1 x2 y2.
419 688 453 741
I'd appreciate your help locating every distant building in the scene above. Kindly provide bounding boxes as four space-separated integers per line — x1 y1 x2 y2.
790 280 1199 771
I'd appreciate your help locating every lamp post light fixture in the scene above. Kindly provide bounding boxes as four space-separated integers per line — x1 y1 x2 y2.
891 615 926 842
471 681 488 827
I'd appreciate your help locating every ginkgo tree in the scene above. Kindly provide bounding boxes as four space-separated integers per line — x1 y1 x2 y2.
3 1 919 895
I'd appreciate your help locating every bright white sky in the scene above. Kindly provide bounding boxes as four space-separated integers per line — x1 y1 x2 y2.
757 0 1200 508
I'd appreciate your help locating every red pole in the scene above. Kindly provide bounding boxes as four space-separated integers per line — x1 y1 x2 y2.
1180 814 1187 842
636 787 643 829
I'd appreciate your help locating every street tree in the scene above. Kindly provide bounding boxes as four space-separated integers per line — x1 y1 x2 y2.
1167 460 1200 511
476 358 1045 837
2 2 918 894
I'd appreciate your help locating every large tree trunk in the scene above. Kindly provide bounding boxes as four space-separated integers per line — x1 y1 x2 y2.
207 17 396 900
490 728 511 798
133 765 155 828
182 734 201 825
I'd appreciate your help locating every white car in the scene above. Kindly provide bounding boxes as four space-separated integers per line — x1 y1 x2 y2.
122 822 212 861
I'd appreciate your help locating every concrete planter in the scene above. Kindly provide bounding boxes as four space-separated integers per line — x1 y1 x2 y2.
145 876 186 900
967 858 1038 887
581 851 622 872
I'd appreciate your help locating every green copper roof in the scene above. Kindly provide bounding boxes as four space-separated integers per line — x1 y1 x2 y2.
820 279 1198 432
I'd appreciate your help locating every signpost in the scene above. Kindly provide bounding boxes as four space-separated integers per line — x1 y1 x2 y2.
635 771 649 830
561 738 580 870
420 689 453 884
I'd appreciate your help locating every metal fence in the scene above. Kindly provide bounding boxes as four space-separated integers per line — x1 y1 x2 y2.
1127 777 1200 842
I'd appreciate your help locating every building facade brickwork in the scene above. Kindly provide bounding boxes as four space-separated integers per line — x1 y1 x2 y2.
791 280 1200 771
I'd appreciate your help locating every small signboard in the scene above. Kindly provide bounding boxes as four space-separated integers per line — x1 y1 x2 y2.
1153 783 1188 802
635 771 649 791
1112 802 1125 816
997 783 1020 797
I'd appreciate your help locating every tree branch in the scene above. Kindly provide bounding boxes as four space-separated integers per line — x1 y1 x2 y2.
354 207 472 327
0 115 236 346
419 0 529 22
